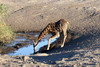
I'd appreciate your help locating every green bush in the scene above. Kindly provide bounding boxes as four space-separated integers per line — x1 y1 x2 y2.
0 21 14 43
0 4 7 17
0 4 14 43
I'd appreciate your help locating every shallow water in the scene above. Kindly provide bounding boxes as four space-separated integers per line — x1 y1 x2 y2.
7 33 56 56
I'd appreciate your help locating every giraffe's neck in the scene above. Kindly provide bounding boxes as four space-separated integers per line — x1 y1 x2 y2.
37 23 52 41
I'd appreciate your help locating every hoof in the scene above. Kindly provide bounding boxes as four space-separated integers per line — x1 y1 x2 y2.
47 48 49 50
61 45 64 48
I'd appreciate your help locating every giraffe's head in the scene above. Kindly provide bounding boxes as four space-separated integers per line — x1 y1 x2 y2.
32 38 40 54
33 40 37 47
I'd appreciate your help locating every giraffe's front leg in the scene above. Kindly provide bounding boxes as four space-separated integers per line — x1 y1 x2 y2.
47 39 50 50
47 32 60 50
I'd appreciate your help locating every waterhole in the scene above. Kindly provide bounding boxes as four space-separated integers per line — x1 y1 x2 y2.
6 33 56 56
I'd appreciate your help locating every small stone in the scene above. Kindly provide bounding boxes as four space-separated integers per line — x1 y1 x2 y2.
23 56 30 62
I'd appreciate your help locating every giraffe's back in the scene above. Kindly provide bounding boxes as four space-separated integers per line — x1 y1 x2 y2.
50 19 69 33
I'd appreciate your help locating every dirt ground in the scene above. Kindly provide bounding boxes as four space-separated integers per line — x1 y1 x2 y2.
0 0 100 67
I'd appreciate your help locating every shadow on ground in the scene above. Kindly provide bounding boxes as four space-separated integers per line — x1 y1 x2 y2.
30 31 100 64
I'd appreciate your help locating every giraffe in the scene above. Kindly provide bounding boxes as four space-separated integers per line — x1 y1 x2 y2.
33 19 70 52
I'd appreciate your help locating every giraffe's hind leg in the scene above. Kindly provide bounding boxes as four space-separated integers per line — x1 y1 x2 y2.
61 30 67 48
47 32 60 50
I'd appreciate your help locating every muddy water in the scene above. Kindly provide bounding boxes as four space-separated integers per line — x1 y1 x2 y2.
7 33 56 56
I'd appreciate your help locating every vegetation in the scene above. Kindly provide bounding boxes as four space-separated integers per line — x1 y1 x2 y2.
0 4 7 17
0 4 14 43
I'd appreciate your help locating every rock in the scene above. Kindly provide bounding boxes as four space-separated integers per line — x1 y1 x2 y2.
34 53 49 56
23 56 30 62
